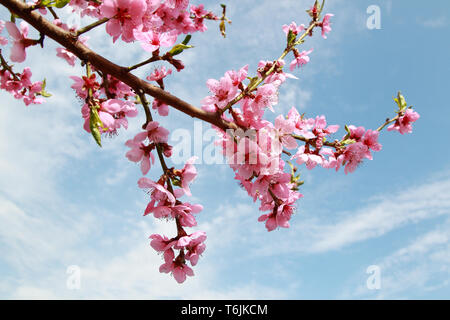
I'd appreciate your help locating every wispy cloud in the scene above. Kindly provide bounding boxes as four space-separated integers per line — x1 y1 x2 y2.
341 219 450 299
250 171 450 256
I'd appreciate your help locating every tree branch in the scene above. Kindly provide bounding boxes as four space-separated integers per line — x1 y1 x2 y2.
0 0 237 132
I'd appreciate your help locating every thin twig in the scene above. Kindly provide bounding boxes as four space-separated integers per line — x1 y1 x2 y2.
48 7 58 20
128 55 161 72
75 17 109 36
0 50 20 81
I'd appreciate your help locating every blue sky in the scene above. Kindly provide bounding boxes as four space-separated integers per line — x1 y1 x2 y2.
0 0 449 299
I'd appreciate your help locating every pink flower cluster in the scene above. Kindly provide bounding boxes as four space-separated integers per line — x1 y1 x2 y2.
0 67 44 105
388 109 420 134
67 0 102 18
69 0 217 48
151 230 206 283
331 126 382 174
125 121 170 174
196 13 338 232
146 66 172 116
135 155 206 283
202 60 296 127
124 120 206 283
70 73 138 135
82 98 138 134
197 11 418 233
285 110 383 175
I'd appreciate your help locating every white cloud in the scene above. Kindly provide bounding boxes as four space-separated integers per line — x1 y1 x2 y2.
251 172 450 256
341 219 450 299
278 81 312 111
12 286 60 300
0 205 294 299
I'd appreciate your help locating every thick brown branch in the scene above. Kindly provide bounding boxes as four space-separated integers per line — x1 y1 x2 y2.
0 0 237 131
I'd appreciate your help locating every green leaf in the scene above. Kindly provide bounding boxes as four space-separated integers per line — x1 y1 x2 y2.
287 29 296 46
89 106 103 147
168 43 194 56
219 20 226 38
341 139 356 146
171 178 182 187
247 76 259 89
344 124 351 134
90 126 102 147
181 35 192 45
394 91 407 111
40 0 53 6
54 0 70 8
39 79 52 98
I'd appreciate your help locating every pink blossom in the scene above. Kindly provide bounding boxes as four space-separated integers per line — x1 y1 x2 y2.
201 73 237 111
82 98 136 135
241 82 280 123
228 137 270 179
225 65 248 87
290 49 313 71
56 48 77 66
82 100 117 131
282 21 305 36
171 203 202 227
100 0 147 42
341 142 371 174
145 121 169 143
159 248 194 284
362 129 382 153
190 4 207 19
292 145 323 170
164 0 189 11
190 4 208 31
348 125 366 141
70 74 100 99
274 115 298 150
320 13 334 39
320 148 340 169
177 231 206 266
261 60 298 84
322 127 383 173
387 109 420 134
149 234 175 252
111 100 138 130
138 177 176 216
147 66 172 82
56 36 88 66
152 99 169 116
133 29 177 52
258 191 302 232
178 156 198 196
310 115 339 149
101 75 134 99
287 107 316 139
125 133 155 175
5 21 32 63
